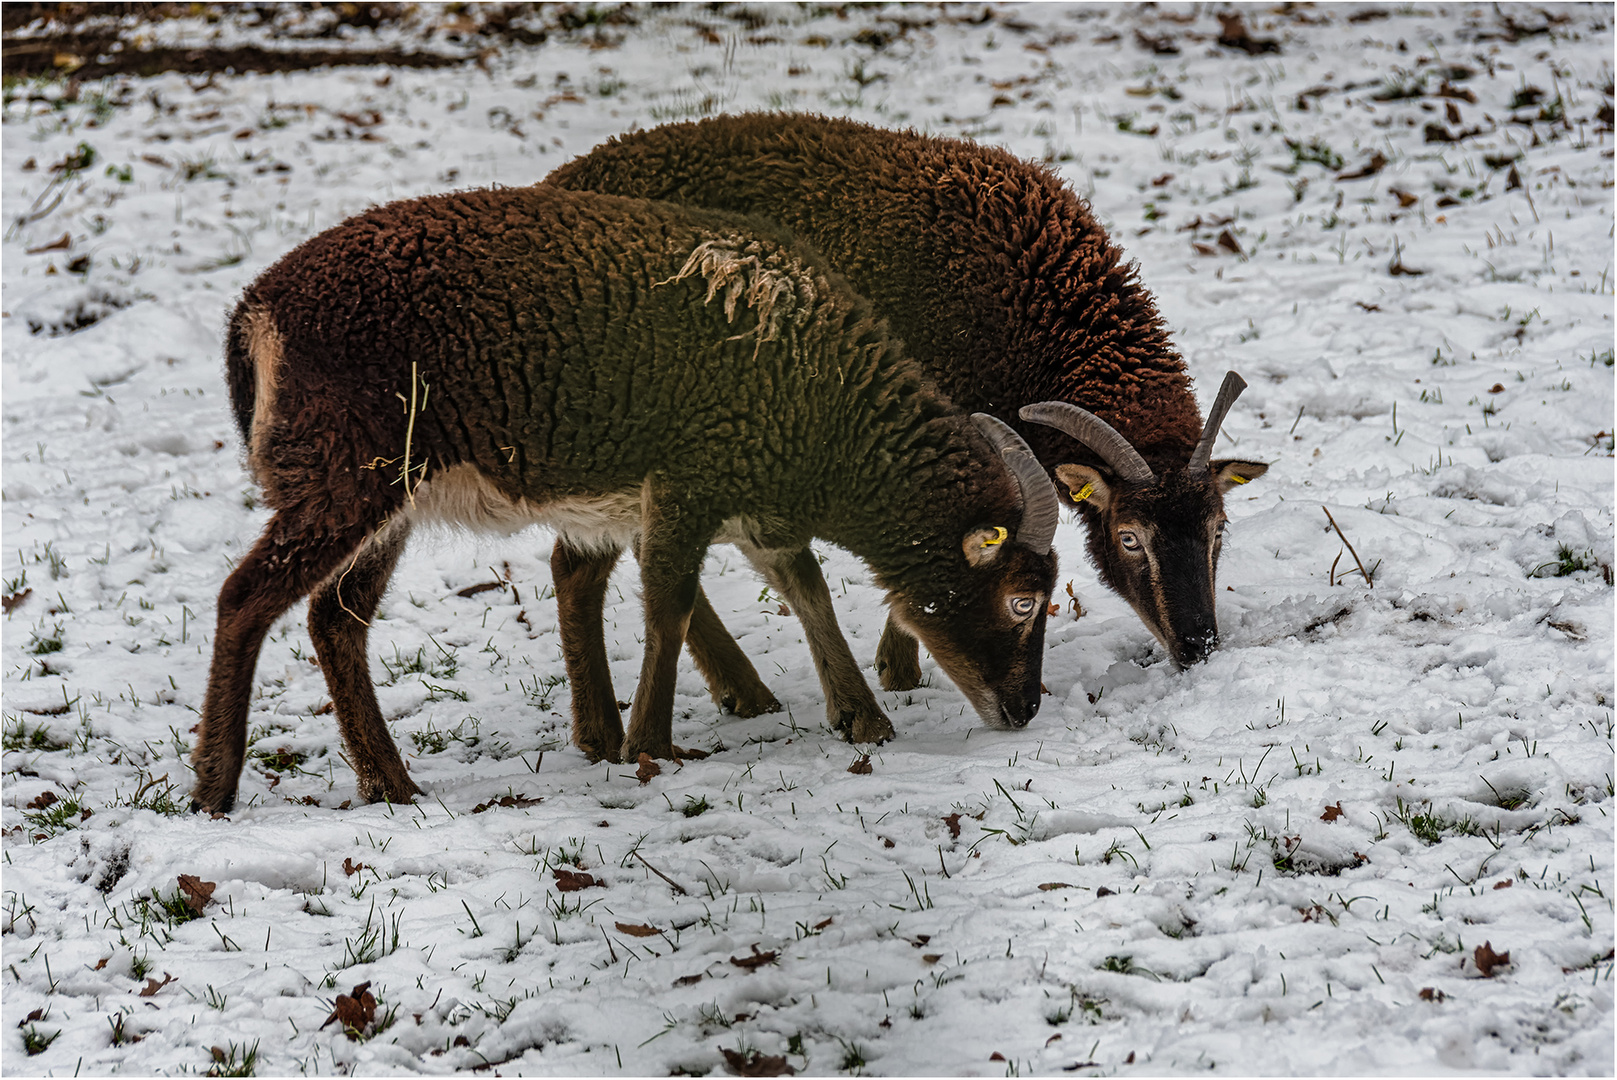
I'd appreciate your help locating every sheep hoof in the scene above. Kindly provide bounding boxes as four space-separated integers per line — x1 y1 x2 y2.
834 706 894 745
357 775 424 805
875 654 923 692
188 790 236 815
718 688 783 718
620 737 673 762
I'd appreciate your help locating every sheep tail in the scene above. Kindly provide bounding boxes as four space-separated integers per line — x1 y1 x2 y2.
222 300 285 478
224 301 257 449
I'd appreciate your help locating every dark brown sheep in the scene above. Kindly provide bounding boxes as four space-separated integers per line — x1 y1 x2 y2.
192 185 1059 813
550 112 1268 674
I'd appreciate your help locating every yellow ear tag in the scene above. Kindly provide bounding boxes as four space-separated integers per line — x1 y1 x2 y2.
1071 482 1094 502
982 526 1009 548
1229 474 1249 485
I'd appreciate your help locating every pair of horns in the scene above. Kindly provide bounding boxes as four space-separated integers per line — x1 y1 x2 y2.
1018 371 1248 484
970 413 1059 556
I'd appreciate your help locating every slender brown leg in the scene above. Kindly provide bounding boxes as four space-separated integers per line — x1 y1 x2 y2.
551 538 625 762
685 587 782 717
740 544 894 744
619 498 709 762
307 516 421 804
192 515 375 813
875 614 923 691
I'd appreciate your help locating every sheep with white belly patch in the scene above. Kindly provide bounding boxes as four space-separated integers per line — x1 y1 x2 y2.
191 185 1059 813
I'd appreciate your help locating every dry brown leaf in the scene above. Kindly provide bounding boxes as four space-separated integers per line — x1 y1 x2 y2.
943 813 963 840
25 232 71 254
138 973 174 997
1321 802 1344 822
177 874 216 913
1493 878 1513 890
1338 151 1388 180
1474 941 1510 977
813 916 833 930
455 580 505 597
847 754 873 775
729 945 778 971
1096 886 1115 897
675 746 710 761
673 973 704 987
635 753 661 785
25 791 57 810
1216 229 1243 255
1038 882 1073 891
472 793 542 813
321 981 377 1039
342 857 366 877
554 868 600 892
615 922 661 938
921 953 942 964
94 957 109 970
990 1052 1006 1061
2 587 32 613
721 1046 797 1076
1418 986 1446 1001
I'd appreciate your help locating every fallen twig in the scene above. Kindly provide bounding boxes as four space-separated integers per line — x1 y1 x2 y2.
1322 506 1373 587
632 849 688 895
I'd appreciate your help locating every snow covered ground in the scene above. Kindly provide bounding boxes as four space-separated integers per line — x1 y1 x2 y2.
2 3 1612 1075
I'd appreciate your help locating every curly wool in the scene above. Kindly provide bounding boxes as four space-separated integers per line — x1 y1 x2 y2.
224 184 1030 601
547 112 1204 472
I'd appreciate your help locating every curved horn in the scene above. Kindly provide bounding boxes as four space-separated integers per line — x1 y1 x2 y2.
970 413 1059 556
1187 371 1248 472
1017 402 1155 486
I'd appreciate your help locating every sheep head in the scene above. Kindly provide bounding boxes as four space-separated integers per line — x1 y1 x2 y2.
886 414 1059 730
1021 371 1268 668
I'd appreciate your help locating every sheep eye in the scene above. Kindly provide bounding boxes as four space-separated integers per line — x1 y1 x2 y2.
1008 596 1037 618
1119 530 1142 552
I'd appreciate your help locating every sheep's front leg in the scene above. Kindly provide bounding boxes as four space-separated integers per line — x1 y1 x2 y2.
874 614 923 691
619 499 709 762
307 516 423 805
739 544 894 745
552 539 626 763
686 587 783 718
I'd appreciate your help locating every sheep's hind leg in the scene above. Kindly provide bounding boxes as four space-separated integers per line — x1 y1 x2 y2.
740 544 894 745
619 500 709 763
875 615 923 691
552 539 626 763
307 516 422 805
686 587 782 717
192 515 377 814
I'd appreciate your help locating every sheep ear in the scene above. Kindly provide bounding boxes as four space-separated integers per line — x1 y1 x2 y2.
1054 464 1111 513
1211 460 1269 494
963 526 1011 566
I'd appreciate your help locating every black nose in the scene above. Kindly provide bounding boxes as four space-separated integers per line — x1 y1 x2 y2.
1000 687 1040 729
1173 628 1219 667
